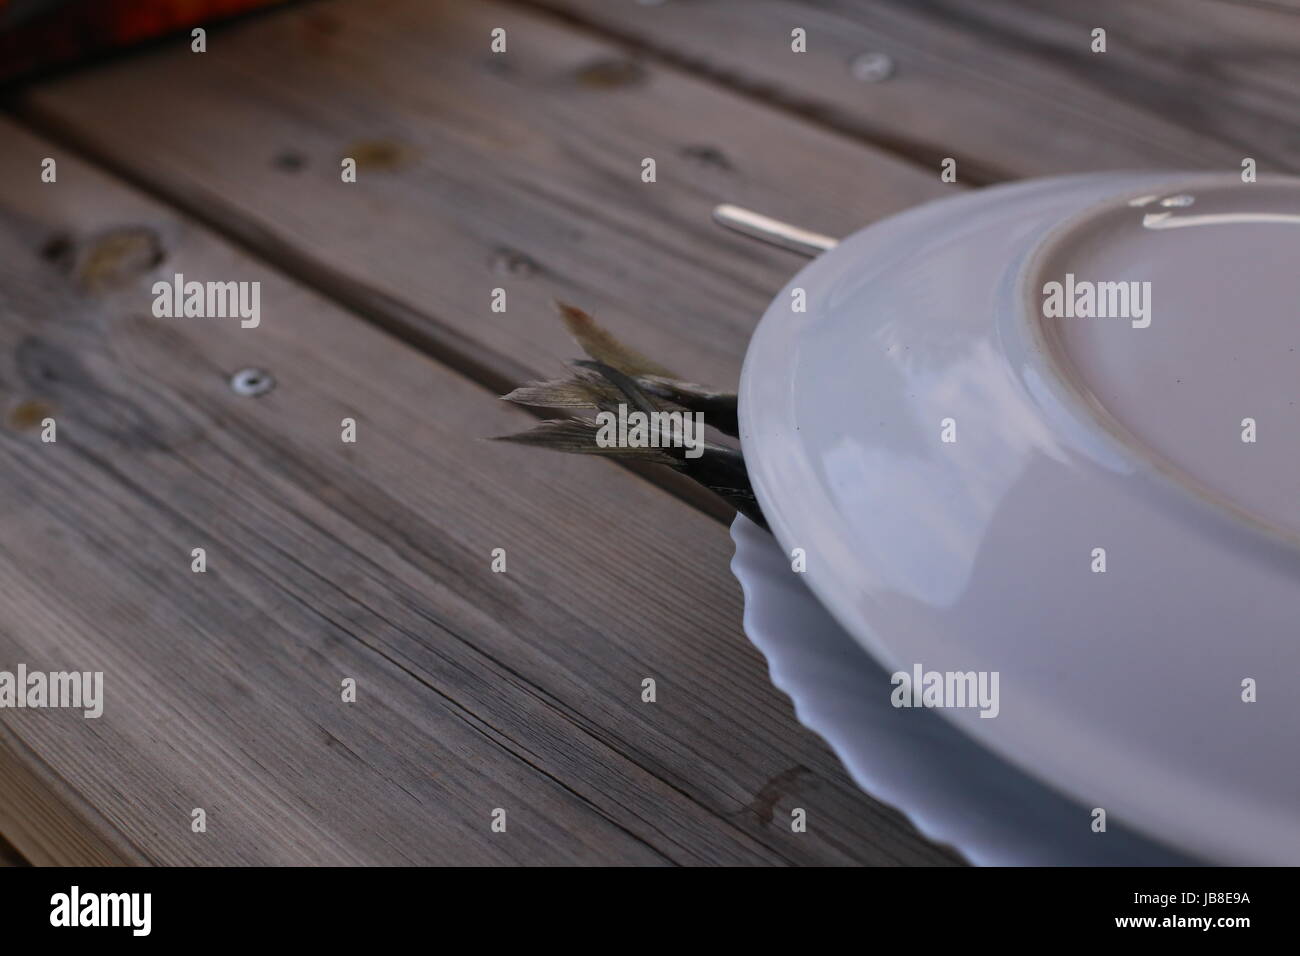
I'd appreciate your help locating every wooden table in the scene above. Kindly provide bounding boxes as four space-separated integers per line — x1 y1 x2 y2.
0 0 1292 865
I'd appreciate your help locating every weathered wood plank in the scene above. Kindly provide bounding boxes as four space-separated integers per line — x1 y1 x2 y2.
0 831 30 867
0 724 141 865
0 117 960 865
12 0 947 401
521 0 1300 182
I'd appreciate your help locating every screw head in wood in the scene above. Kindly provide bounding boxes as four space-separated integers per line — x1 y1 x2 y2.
230 368 275 397
850 51 895 82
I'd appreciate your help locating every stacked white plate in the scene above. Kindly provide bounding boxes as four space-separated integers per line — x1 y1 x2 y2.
733 172 1300 865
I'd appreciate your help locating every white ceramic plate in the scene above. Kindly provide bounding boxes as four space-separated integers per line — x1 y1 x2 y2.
739 172 1300 866
731 514 1196 865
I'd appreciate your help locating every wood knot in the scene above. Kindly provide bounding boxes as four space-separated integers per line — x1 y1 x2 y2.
344 139 417 172
490 248 541 278
7 399 56 432
681 144 733 172
272 150 307 172
747 765 813 824
575 58 646 89
72 227 165 292
39 233 73 264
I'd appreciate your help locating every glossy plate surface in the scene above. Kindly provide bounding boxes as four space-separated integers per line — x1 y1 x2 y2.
739 172 1300 865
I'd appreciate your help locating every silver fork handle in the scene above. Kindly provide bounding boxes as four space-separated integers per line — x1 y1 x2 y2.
711 204 839 258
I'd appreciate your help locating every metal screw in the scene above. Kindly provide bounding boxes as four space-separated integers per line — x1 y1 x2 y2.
850 51 894 83
490 247 540 278
230 368 275 397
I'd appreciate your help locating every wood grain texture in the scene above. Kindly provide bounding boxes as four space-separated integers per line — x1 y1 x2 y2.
12 0 947 401
0 724 141 865
521 0 1300 183
0 831 30 867
0 117 961 865
0 849 26 867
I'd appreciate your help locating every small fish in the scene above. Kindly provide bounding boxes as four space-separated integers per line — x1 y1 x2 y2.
493 302 764 528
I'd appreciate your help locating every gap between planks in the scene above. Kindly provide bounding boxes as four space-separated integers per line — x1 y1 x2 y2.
502 0 1011 186
512 0 1300 183
2 105 740 527
2 0 952 525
